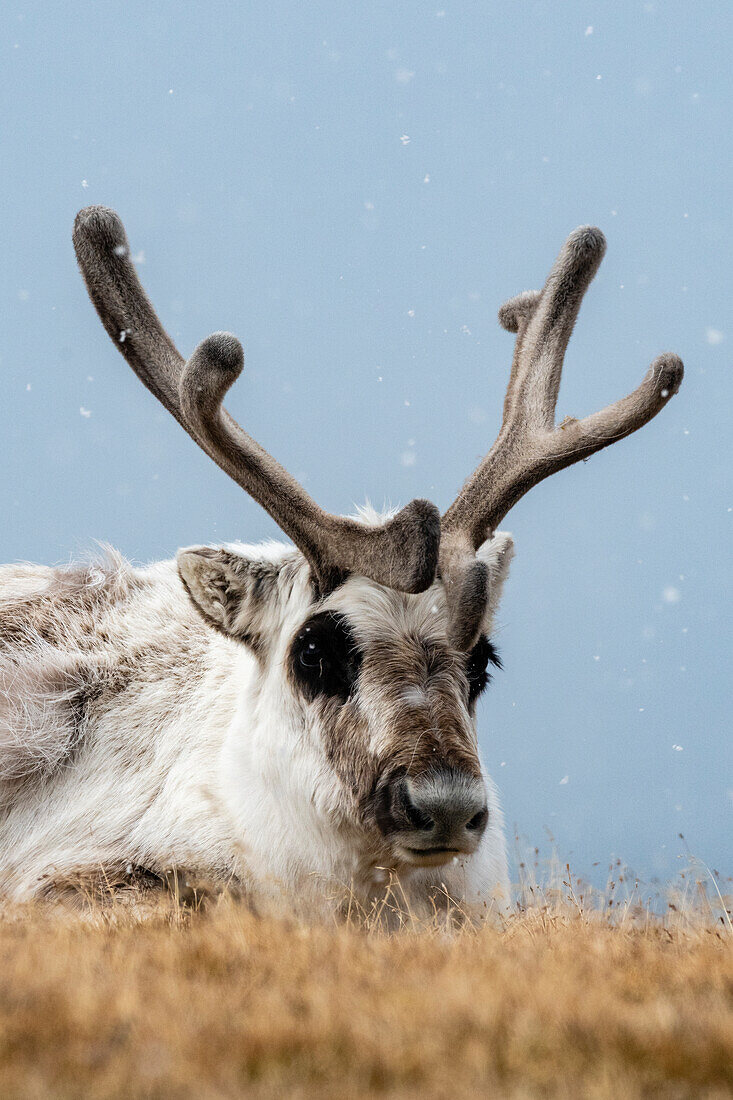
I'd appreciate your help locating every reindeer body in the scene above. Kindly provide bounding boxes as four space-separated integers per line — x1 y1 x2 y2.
0 553 240 900
0 539 510 913
0 207 683 916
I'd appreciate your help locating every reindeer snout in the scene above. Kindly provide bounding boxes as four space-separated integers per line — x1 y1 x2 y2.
376 769 488 861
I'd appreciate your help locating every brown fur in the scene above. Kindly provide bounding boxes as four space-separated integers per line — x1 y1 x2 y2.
321 629 481 833
0 553 142 653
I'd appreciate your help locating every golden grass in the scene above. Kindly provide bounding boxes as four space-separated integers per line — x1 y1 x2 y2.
0 877 730 1099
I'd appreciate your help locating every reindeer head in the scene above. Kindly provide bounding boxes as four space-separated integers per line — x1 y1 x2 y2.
73 208 683 877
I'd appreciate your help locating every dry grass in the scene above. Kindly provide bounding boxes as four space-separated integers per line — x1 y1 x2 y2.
0 872 730 1100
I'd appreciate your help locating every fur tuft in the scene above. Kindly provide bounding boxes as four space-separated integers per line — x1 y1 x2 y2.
0 548 140 788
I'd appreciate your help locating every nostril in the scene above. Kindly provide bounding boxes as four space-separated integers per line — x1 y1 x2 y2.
403 792 435 832
465 807 488 832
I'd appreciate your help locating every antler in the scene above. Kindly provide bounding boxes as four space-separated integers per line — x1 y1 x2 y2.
441 226 683 649
73 206 440 596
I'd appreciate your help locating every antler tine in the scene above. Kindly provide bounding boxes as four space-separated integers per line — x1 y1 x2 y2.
74 206 440 597
493 229 602 430
441 227 683 649
496 289 542 423
515 227 607 431
73 206 187 430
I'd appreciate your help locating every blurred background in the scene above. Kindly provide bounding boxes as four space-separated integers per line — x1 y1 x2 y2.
0 1 729 887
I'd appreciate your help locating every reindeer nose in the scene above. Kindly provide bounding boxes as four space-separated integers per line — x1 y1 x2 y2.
376 769 489 856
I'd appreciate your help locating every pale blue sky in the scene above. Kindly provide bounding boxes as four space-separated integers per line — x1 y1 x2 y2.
1 1 730 887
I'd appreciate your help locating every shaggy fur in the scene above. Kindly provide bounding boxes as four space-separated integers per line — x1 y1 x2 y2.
0 531 514 916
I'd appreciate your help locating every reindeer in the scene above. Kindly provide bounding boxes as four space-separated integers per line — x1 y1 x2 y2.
0 208 682 915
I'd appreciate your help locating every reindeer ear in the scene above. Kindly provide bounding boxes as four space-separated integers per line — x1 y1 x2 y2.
176 546 284 654
475 532 514 630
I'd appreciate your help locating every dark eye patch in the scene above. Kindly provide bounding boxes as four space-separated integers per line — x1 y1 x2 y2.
465 635 501 704
289 611 362 703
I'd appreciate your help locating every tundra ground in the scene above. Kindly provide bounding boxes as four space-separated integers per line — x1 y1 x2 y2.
0 870 730 1099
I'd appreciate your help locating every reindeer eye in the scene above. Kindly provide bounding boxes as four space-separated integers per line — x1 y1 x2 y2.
299 640 323 670
465 635 501 704
290 611 362 703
